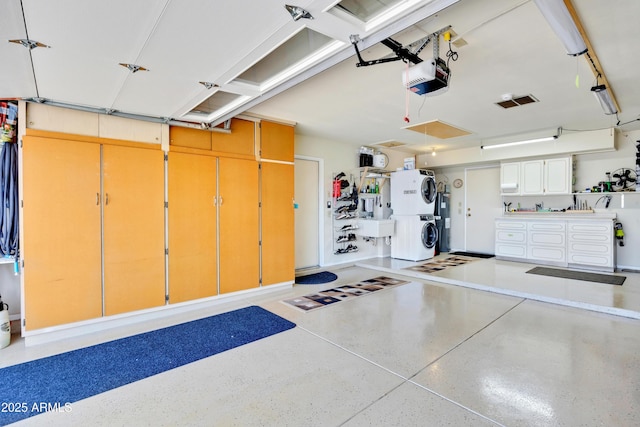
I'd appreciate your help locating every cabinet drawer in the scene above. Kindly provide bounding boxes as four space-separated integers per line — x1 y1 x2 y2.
568 222 612 233
528 222 565 231
496 229 526 243
568 233 610 244
568 241 610 255
528 231 565 246
568 252 612 268
529 246 566 263
496 243 526 258
496 220 526 230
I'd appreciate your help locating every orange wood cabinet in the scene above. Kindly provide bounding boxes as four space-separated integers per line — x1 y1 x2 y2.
218 157 260 293
102 145 165 315
260 162 295 285
22 136 103 329
260 121 294 162
167 152 217 303
21 135 165 328
169 119 255 158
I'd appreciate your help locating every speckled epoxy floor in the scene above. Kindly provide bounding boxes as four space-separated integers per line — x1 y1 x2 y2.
4 258 640 426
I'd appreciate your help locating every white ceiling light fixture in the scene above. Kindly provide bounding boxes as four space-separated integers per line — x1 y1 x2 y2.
481 129 561 150
431 147 436 156
284 4 313 21
533 0 587 56
590 84 617 115
259 40 344 91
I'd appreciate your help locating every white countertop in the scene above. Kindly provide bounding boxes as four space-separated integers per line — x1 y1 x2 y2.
499 211 616 220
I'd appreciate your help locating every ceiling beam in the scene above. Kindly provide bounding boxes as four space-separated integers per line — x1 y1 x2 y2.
564 0 621 113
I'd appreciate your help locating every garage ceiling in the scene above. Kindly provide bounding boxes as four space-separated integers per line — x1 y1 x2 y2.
2 0 639 154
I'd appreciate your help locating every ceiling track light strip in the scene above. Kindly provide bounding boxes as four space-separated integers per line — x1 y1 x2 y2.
480 128 562 150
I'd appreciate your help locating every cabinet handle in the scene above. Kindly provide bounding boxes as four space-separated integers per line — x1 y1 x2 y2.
218 196 223 206
213 196 217 206
105 193 109 205
96 193 100 205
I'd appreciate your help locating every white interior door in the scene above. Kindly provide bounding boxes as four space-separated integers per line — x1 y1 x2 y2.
465 166 502 254
294 157 320 269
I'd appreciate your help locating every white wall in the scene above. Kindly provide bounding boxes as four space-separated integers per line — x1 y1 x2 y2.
431 129 640 270
295 134 407 266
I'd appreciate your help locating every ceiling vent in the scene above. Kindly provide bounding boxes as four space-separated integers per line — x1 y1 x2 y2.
496 94 539 109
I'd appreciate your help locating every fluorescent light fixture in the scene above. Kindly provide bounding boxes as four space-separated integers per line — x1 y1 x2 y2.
481 136 557 150
590 84 617 115
533 0 587 56
259 40 344 91
365 0 423 32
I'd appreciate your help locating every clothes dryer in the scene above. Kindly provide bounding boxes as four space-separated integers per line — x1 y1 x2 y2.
390 214 438 261
390 169 437 215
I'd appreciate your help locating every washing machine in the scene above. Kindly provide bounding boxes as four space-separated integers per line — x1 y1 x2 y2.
390 169 437 215
391 214 438 261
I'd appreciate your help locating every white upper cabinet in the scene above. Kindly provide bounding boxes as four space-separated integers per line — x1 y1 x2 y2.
500 162 520 194
544 157 572 194
501 156 573 196
521 160 545 195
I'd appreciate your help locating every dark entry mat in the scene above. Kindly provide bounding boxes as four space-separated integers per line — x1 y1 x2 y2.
295 271 338 285
526 266 625 286
448 251 494 259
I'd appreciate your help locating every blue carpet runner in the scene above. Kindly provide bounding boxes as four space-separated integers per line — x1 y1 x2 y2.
0 306 295 425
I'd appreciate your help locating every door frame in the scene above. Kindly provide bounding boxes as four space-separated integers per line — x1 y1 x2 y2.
294 155 324 268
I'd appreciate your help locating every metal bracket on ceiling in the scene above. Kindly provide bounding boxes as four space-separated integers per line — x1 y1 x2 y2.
350 25 452 68
8 39 50 50
199 81 219 90
119 63 149 73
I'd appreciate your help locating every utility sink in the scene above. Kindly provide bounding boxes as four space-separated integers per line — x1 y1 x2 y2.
356 219 395 238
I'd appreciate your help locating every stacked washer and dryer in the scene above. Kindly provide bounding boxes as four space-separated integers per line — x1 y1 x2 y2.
390 169 439 261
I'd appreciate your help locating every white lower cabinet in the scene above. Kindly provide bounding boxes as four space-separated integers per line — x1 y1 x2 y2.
495 220 527 258
567 221 614 272
527 221 566 265
495 217 614 271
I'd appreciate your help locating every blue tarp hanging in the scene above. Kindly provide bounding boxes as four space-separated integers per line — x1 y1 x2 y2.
0 102 19 258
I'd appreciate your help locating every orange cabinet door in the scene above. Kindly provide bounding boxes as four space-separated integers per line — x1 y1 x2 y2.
168 152 217 303
102 145 165 315
261 162 295 285
22 136 102 329
260 121 294 162
218 157 259 293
